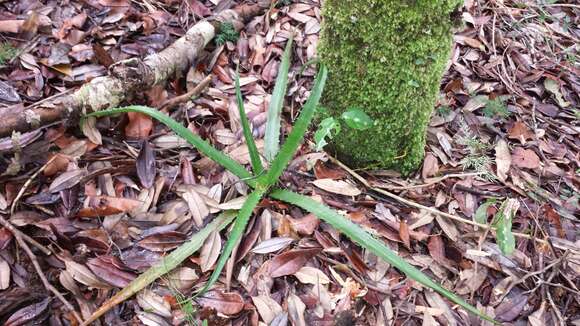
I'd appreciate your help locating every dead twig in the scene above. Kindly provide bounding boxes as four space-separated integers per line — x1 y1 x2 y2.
160 74 213 110
375 172 483 191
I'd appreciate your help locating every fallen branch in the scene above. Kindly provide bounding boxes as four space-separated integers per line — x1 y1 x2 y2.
0 1 271 138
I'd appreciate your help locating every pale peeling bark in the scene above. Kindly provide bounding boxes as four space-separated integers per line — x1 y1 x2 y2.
0 2 269 138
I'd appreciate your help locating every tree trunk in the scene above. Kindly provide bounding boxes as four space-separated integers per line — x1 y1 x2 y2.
318 0 461 174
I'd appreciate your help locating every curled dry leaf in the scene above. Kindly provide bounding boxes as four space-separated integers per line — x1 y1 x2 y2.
195 290 245 315
268 248 321 278
0 257 10 289
252 295 283 324
137 311 171 326
312 178 361 196
77 196 142 217
294 266 330 285
86 256 136 288
163 267 198 292
507 121 534 145
137 231 186 252
178 185 210 227
287 293 307 326
136 140 156 189
495 139 511 182
199 230 221 272
137 289 172 318
65 260 110 289
421 153 439 179
288 213 319 235
252 237 294 254
4 299 49 326
48 168 86 193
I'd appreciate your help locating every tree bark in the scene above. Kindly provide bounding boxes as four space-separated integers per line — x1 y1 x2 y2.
0 1 270 139
318 0 461 174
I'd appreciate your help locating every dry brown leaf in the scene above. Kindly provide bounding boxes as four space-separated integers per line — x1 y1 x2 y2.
495 139 511 182
399 220 411 249
77 196 142 217
421 153 439 179
137 289 172 318
196 290 244 315
287 293 307 326
434 214 459 242
0 257 10 290
511 147 540 169
199 230 221 273
65 260 110 289
252 295 283 324
126 112 153 139
294 266 330 285
312 178 361 196
507 121 534 145
252 237 294 254
288 213 320 235
268 248 320 278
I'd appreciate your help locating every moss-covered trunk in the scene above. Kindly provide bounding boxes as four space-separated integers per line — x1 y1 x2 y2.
318 0 460 173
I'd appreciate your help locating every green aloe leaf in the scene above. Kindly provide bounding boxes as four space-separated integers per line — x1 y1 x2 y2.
81 211 236 326
235 66 263 174
341 107 373 130
82 106 255 188
263 65 328 186
194 189 266 297
264 35 294 162
493 198 518 256
269 188 497 324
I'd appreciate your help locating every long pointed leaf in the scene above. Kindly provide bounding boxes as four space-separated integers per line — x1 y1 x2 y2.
81 211 237 326
83 106 255 187
194 189 266 297
264 35 294 161
235 67 263 174
269 188 497 324
263 65 327 186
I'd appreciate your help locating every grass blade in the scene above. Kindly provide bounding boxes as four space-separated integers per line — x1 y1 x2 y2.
264 35 294 162
194 189 266 297
81 211 237 326
235 67 263 174
263 65 327 186
83 106 255 187
269 188 497 324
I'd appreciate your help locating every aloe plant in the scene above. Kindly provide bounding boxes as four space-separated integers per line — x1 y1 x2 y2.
81 65 496 324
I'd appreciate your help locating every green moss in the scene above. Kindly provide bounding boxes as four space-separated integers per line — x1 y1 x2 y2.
318 0 461 174
0 42 17 65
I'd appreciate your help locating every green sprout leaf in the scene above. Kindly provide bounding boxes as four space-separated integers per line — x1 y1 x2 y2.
264 65 327 186
264 35 294 161
235 66 263 174
314 117 340 151
194 189 266 297
474 199 496 224
492 198 519 256
341 108 373 130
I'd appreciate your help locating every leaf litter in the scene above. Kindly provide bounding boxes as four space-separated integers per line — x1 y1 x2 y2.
0 0 578 325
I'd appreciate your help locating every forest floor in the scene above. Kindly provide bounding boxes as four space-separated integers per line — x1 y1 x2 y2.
0 0 578 325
